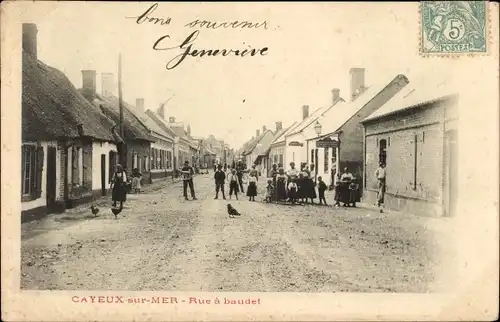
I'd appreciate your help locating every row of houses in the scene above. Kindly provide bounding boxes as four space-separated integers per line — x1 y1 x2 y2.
238 68 458 218
20 23 227 222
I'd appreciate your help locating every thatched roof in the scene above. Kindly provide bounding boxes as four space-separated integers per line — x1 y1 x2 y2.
95 94 154 142
22 52 119 142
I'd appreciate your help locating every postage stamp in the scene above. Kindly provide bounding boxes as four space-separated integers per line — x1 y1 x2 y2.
420 1 488 55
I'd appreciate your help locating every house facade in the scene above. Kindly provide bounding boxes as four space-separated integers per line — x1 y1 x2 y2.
243 126 275 175
361 82 458 217
268 121 299 175
130 99 175 181
306 69 409 190
21 23 121 221
284 89 344 171
94 91 155 183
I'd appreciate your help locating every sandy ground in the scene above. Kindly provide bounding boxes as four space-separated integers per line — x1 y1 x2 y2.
21 173 456 292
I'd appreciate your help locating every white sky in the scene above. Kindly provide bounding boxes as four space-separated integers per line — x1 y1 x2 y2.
22 2 478 148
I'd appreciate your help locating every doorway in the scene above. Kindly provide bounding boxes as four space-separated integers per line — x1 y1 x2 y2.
46 146 57 209
444 130 458 217
101 154 106 196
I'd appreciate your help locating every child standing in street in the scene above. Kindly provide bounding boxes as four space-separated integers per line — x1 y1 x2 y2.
214 164 226 200
131 168 142 194
227 169 240 200
333 180 341 207
265 179 274 203
246 172 258 201
287 178 298 204
317 176 328 205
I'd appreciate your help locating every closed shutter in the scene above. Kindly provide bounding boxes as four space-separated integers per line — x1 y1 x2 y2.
21 145 26 196
34 146 44 199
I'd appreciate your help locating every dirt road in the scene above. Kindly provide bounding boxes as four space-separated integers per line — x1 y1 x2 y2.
21 173 453 292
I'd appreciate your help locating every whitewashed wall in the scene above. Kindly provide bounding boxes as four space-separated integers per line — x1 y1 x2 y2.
21 141 61 211
91 141 118 191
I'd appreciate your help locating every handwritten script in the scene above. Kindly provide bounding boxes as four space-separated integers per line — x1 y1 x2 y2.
127 3 270 70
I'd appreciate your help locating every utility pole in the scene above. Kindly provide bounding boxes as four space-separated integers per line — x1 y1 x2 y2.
118 52 127 168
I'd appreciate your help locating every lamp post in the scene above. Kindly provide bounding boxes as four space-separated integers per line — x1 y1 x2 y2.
314 121 322 184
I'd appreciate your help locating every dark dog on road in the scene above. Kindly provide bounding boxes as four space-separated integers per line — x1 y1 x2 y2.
227 204 241 218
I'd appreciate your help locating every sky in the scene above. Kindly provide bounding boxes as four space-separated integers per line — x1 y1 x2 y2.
19 2 488 148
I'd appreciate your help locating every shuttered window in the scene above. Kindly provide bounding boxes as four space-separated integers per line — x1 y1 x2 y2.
21 144 43 200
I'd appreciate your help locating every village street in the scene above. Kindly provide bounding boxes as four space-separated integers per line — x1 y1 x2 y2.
21 174 453 293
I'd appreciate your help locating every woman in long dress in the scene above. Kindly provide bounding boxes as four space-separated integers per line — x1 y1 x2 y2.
276 168 288 202
110 164 127 208
246 173 258 201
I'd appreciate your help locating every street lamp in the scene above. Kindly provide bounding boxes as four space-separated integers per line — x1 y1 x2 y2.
313 121 322 185
314 121 322 137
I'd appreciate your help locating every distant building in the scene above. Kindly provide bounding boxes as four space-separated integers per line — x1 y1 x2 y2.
361 80 458 217
242 126 275 174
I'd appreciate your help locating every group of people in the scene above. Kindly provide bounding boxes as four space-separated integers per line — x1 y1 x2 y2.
210 160 364 207
108 158 386 211
213 161 258 200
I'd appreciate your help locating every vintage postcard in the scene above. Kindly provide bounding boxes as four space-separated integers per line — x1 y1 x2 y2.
1 1 499 321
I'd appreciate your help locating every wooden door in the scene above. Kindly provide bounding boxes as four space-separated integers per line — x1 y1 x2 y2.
46 146 57 208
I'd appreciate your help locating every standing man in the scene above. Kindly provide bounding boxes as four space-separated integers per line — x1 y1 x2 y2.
181 160 197 201
375 162 386 212
214 164 226 199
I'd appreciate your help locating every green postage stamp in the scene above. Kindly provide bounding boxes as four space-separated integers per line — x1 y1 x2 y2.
420 1 488 55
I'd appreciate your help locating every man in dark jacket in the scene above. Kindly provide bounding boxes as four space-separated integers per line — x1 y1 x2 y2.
214 164 226 199
181 161 197 200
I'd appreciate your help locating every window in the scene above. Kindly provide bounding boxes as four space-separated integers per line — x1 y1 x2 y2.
324 148 329 172
109 151 117 183
379 139 387 165
310 149 314 165
167 151 172 169
132 152 138 169
21 144 43 200
331 147 337 164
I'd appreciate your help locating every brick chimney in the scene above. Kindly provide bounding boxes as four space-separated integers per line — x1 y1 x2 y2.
136 98 145 111
262 125 267 133
275 121 283 132
81 70 97 99
302 105 310 120
187 124 191 136
101 73 115 97
157 104 165 120
350 68 366 101
169 117 176 123
256 129 260 137
331 88 340 104
22 23 38 59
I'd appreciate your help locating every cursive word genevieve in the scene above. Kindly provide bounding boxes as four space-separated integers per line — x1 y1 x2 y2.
126 3 171 26
185 19 268 30
153 30 269 70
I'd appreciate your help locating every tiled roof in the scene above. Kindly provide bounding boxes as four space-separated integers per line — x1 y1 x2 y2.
95 94 154 142
286 98 344 137
22 51 118 142
362 76 456 123
270 122 300 146
309 74 408 140
144 110 178 138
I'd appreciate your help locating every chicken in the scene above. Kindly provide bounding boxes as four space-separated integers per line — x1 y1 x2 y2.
111 206 123 219
90 205 99 217
227 204 241 218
